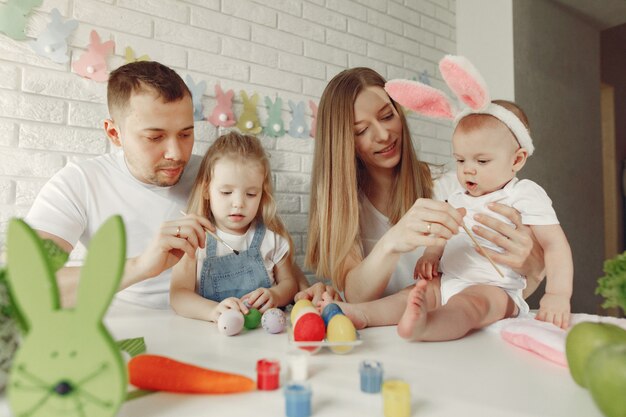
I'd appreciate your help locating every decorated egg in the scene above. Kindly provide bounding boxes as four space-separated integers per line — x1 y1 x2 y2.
217 310 244 336
290 299 314 324
261 308 286 334
244 308 262 330
293 312 325 352
321 303 344 327
326 314 357 354
292 306 319 327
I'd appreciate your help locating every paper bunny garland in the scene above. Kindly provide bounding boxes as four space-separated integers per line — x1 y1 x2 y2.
6 216 127 417
0 0 42 40
264 96 285 137
288 100 309 138
236 91 262 134
124 46 150 64
385 55 534 156
29 8 77 64
72 30 115 83
185 74 207 121
208 84 236 128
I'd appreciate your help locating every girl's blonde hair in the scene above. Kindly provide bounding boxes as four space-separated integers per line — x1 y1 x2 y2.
305 67 433 291
188 132 294 264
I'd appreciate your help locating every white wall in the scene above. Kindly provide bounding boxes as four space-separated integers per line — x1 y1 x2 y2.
0 0 458 268
456 0 514 100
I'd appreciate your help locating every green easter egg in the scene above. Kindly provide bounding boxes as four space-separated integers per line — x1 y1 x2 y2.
244 308 262 329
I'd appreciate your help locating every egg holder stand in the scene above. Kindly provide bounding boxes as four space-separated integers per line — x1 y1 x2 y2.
286 325 363 354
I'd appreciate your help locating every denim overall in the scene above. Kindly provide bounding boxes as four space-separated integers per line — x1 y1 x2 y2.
199 223 271 302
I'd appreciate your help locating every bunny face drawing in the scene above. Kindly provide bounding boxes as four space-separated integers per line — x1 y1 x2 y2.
263 96 285 137
288 100 309 138
236 91 262 134
30 8 78 64
6 217 127 417
207 84 236 127
72 30 115 82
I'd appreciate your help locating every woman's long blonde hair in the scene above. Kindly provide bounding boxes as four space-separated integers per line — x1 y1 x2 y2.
188 132 294 264
305 67 433 291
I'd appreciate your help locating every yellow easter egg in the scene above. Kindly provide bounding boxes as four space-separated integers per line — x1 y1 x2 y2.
326 314 357 354
292 306 319 327
290 299 314 323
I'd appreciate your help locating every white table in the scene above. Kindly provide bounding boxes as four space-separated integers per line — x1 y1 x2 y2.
1 300 605 417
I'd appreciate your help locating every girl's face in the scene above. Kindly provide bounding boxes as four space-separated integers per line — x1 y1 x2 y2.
208 157 264 235
353 86 403 176
452 123 524 197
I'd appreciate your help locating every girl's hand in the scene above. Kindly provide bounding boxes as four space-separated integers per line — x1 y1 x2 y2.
211 297 248 322
536 293 571 329
241 288 276 313
471 203 545 296
382 199 465 255
294 282 340 305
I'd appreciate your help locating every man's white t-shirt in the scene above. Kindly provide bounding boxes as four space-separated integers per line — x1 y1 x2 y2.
358 170 461 296
194 222 290 290
25 151 201 309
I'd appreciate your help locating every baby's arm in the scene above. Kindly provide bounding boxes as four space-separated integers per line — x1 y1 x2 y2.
243 258 298 312
170 254 248 322
414 245 445 280
531 224 573 329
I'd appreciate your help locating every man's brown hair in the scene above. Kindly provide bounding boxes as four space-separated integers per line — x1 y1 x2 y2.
107 61 191 120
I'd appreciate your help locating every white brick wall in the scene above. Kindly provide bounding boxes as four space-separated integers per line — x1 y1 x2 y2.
0 0 457 270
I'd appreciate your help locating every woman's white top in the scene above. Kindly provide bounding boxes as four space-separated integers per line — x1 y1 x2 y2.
358 171 461 296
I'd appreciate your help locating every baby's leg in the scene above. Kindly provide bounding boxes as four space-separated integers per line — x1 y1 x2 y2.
398 284 517 342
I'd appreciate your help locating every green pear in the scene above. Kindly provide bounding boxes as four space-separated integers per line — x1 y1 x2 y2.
586 343 626 417
565 322 626 387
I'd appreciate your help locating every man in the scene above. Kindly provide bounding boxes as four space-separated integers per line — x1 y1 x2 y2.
26 61 211 309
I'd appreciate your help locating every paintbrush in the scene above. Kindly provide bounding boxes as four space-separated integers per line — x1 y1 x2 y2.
460 223 504 278
179 211 240 255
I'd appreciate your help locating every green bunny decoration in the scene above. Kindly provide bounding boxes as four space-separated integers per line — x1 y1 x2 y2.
263 96 285 138
6 216 127 417
236 91 262 134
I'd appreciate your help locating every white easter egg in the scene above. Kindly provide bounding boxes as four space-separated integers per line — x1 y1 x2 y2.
217 309 244 336
261 308 286 334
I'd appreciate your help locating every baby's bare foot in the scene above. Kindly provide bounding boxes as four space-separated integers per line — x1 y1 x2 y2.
397 280 428 341
318 292 368 330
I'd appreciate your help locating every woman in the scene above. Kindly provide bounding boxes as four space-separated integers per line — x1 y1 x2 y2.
298 67 544 327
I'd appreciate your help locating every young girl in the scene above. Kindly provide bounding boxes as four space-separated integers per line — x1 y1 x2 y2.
170 132 298 322
389 55 573 340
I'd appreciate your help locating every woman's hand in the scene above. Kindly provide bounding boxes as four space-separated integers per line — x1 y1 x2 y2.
382 199 465 255
294 282 340 305
471 202 546 297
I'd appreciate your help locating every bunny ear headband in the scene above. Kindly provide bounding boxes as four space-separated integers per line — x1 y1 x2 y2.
385 54 534 156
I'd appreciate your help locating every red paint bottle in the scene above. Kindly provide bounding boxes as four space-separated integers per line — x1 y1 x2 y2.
257 359 280 390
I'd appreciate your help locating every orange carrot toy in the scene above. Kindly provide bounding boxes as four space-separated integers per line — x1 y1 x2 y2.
128 354 256 394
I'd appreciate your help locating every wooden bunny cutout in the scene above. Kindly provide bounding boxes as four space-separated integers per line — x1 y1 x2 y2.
236 91 262 134
207 84 236 128
72 30 115 82
30 8 78 64
263 96 285 138
0 0 42 40
288 100 309 138
6 216 127 417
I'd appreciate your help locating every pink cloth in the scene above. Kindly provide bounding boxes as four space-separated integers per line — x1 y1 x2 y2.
487 313 626 367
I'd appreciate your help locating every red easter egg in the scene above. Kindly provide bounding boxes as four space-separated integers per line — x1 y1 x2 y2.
293 312 325 352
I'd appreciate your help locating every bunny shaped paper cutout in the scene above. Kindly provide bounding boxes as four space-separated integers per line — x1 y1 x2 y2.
308 100 318 139
236 91 262 134
385 55 534 155
185 74 207 121
263 96 285 137
72 30 115 83
6 216 127 417
30 8 78 64
288 100 309 138
0 0 42 40
124 46 150 64
207 84 236 127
